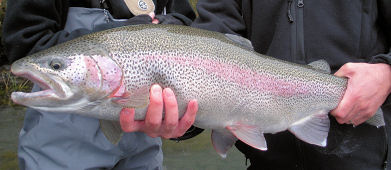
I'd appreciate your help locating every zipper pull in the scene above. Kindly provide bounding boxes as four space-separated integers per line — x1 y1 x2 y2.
298 0 304 8
287 0 294 23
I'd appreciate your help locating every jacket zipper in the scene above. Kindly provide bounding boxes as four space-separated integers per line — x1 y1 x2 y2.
288 0 305 64
296 0 305 63
298 0 304 8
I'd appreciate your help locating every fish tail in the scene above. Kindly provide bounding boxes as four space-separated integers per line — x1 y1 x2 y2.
366 108 385 128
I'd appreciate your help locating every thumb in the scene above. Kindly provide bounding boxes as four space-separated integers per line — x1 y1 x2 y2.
334 63 354 78
148 12 155 19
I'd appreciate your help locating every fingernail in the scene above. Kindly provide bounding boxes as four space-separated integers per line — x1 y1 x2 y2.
152 19 159 24
190 100 198 112
164 88 174 98
152 84 162 94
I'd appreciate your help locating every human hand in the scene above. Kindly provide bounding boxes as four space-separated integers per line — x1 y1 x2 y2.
119 84 198 139
123 12 158 25
131 12 182 25
148 12 160 24
331 63 391 126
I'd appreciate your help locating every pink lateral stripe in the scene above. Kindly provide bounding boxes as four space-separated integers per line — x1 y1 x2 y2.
145 55 310 97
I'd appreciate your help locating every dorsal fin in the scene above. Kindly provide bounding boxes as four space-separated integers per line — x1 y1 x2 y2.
308 59 331 74
225 34 254 51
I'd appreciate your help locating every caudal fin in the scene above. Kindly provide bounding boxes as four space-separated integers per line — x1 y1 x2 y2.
366 108 385 128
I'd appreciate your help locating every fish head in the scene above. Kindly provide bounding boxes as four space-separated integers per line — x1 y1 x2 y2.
10 43 123 113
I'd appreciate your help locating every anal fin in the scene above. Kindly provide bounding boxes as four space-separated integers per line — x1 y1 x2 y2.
100 120 123 145
226 124 267 151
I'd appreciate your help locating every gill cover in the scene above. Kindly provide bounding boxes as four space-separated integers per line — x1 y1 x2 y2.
84 46 126 145
83 46 123 99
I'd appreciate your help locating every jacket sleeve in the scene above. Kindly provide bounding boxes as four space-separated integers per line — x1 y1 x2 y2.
370 0 391 64
2 0 90 62
191 0 246 36
2 0 152 63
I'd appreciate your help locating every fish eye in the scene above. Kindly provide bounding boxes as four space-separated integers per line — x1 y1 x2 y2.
49 60 63 70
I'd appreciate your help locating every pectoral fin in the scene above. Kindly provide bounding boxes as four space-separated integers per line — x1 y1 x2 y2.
211 130 237 158
289 111 329 147
100 120 123 145
226 124 267 151
112 86 150 108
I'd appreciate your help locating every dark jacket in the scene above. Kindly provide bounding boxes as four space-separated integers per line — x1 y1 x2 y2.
192 0 391 170
2 0 195 63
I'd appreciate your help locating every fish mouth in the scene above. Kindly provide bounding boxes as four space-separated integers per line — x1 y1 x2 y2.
10 70 68 106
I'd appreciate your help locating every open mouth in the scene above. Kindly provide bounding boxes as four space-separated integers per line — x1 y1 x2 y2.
10 71 66 104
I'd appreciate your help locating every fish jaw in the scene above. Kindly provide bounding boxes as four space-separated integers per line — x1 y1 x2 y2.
10 61 73 108
9 47 124 115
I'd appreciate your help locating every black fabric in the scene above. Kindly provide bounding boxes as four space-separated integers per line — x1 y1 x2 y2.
105 0 133 19
155 0 169 14
235 117 388 170
170 126 204 141
192 0 391 70
156 13 191 25
2 0 195 63
192 0 391 169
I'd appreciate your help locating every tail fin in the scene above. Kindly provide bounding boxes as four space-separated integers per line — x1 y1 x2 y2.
366 108 385 128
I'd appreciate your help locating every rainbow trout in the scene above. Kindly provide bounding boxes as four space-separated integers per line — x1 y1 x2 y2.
11 25 384 157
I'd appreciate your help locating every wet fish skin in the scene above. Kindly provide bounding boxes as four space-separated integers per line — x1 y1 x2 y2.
10 24 384 157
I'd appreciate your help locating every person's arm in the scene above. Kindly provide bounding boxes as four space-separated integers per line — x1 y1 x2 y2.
2 0 153 62
370 0 391 64
3 0 88 61
330 0 391 126
191 0 246 36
